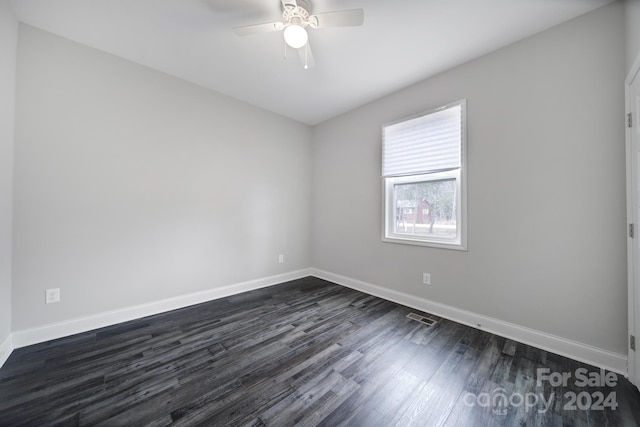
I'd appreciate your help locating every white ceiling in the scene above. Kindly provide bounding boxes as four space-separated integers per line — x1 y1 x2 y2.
10 0 614 125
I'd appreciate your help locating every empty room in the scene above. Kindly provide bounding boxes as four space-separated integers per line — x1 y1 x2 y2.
2 0 640 425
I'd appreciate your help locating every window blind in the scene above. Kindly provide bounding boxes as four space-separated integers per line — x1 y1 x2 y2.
382 104 462 177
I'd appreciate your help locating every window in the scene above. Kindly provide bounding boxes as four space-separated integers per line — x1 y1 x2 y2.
382 100 466 250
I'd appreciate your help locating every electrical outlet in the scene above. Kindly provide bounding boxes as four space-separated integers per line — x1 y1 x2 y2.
278 254 284 263
422 273 431 285
45 288 60 304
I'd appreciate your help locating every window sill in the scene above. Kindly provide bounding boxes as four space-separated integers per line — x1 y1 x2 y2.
382 235 467 251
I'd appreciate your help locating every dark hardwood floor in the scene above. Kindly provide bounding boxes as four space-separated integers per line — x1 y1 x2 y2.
1 276 639 426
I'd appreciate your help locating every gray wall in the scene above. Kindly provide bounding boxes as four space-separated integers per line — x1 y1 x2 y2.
12 25 312 331
311 2 627 354
626 0 640 72
6 1 630 360
0 0 18 345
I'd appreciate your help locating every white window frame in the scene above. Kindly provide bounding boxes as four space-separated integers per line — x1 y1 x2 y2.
381 100 467 250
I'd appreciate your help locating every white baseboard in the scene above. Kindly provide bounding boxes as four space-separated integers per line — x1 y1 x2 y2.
0 333 12 369
11 269 312 350
4 267 628 377
310 268 628 375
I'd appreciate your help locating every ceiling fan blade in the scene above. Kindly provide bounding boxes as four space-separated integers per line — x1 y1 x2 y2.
310 9 364 29
299 42 315 69
233 21 283 36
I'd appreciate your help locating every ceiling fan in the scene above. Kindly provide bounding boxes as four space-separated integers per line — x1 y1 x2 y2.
232 0 364 69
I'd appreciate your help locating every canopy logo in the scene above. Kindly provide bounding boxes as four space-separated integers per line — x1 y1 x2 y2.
462 387 553 415
462 368 618 415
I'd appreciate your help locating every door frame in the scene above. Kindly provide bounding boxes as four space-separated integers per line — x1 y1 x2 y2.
626 51 640 388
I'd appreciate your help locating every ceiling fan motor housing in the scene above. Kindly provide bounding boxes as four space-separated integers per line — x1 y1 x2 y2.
282 0 314 28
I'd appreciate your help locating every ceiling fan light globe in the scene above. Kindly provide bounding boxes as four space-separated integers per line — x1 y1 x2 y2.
284 25 308 48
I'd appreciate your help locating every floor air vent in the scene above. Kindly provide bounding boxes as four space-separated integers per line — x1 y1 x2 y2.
406 313 437 326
